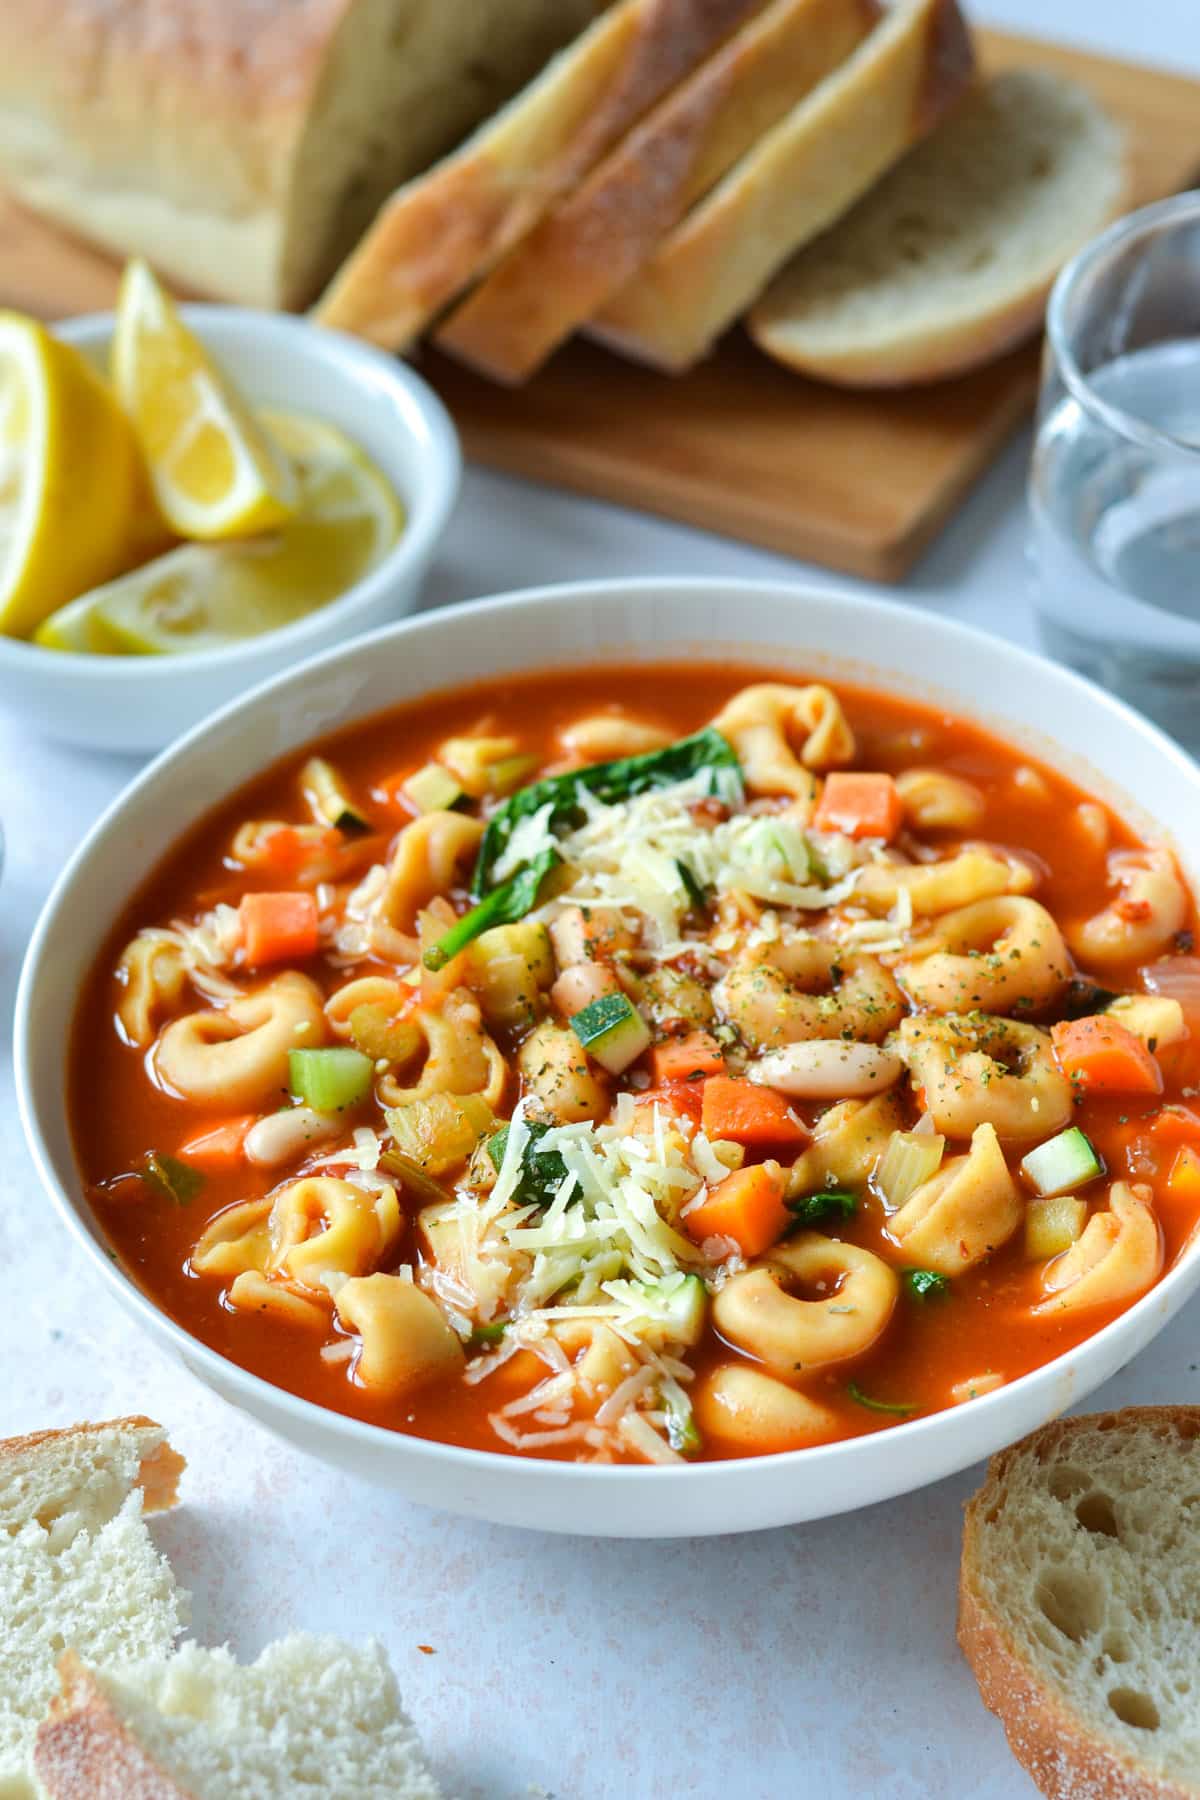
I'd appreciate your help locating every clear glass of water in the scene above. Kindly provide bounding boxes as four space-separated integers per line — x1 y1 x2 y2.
1030 193 1200 750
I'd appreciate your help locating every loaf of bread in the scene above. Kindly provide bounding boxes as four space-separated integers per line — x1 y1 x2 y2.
0 0 600 309
749 68 1126 385
959 1408 1200 1800
588 0 975 372
315 0 773 351
434 0 880 384
34 1640 442 1800
0 1419 186 1794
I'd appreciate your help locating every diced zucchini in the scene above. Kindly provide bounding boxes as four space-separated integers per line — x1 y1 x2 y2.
876 1128 945 1209
627 1274 707 1348
300 756 370 834
402 761 465 815
1020 1126 1103 1197
438 735 537 799
486 753 541 797
386 1093 494 1175
661 1386 702 1456
347 1004 422 1065
1025 1193 1088 1260
288 1046 374 1112
1106 994 1187 1051
469 921 554 1030
570 991 651 1075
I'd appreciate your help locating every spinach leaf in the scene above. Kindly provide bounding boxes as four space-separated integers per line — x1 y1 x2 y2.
904 1268 950 1301
675 857 710 911
424 847 560 970
786 1189 857 1229
847 1381 917 1417
141 1151 204 1207
488 1121 569 1209
472 726 740 898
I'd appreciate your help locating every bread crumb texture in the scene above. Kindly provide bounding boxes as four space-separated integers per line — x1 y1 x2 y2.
961 1409 1200 1797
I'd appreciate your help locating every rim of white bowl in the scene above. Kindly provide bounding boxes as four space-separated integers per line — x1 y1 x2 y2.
16 576 1200 1493
0 307 461 677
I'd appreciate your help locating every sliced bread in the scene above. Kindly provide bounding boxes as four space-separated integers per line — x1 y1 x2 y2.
0 0 600 309
434 0 880 384
315 0 771 351
0 1419 187 1793
959 1408 1200 1800
34 1639 442 1800
588 0 975 373
749 68 1126 386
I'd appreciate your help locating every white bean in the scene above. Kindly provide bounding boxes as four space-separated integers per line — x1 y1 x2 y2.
749 1040 903 1099
243 1106 343 1167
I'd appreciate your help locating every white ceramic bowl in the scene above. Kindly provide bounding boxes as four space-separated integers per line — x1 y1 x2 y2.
0 309 460 753
17 579 1200 1537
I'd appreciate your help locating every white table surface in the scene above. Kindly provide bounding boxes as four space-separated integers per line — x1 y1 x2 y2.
3 6 1198 1795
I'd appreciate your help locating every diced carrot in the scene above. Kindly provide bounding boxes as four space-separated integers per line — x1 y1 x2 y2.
240 890 320 968
636 1084 705 1126
256 823 342 873
1150 1105 1200 1149
178 1115 258 1167
1050 1015 1164 1096
684 1161 789 1258
700 1074 808 1148
813 771 903 842
650 1031 726 1085
1167 1145 1200 1208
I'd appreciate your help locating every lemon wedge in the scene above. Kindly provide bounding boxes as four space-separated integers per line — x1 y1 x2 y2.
112 260 297 540
0 314 140 638
35 411 402 655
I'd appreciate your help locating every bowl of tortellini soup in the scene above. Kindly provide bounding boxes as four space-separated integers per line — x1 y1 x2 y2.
17 578 1200 1536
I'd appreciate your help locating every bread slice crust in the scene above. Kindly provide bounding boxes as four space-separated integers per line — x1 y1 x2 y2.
316 0 771 350
588 0 975 372
0 1417 185 1518
434 0 880 383
959 1407 1200 1800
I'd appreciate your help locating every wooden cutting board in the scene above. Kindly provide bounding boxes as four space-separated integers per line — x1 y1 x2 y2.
1 28 1197 581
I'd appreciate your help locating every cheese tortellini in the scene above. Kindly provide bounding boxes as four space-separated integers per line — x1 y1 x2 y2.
153 972 325 1108
896 1012 1073 1142
713 1237 899 1373
1034 1183 1163 1316
897 897 1070 1015
1069 848 1187 969
712 683 854 808
888 1123 1022 1275
717 940 903 1051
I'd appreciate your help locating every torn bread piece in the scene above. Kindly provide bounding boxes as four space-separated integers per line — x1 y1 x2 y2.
0 1418 186 1795
34 1639 442 1800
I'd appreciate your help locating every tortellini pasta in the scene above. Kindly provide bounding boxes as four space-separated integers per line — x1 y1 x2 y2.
787 1092 906 1197
712 683 855 808
894 768 986 833
897 897 1070 1015
267 1176 401 1290
335 1274 465 1397
191 1198 273 1278
153 972 325 1108
379 810 483 935
716 940 902 1050
713 1237 899 1373
896 1012 1073 1142
694 1365 837 1451
116 933 189 1049
378 988 506 1110
856 847 1035 916
1069 848 1187 969
888 1123 1022 1275
1034 1183 1163 1316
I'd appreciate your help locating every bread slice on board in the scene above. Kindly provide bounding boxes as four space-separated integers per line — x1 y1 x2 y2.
34 1639 442 1800
959 1408 1200 1800
0 0 600 309
0 1419 186 1794
315 0 772 351
749 68 1126 386
588 0 975 372
435 0 881 384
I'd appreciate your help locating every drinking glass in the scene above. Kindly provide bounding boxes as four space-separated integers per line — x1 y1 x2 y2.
1029 193 1200 751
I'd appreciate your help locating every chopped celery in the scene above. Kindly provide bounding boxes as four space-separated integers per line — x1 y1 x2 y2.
1025 1193 1088 1260
571 991 651 1075
288 1047 374 1112
386 1093 494 1175
301 756 370 834
876 1128 945 1208
378 1149 451 1205
1020 1126 1102 1198
141 1151 204 1206
347 1004 422 1064
402 762 465 814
